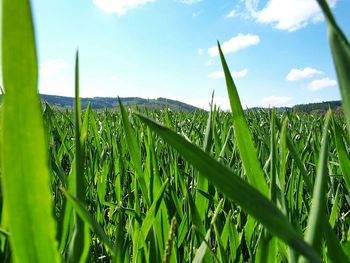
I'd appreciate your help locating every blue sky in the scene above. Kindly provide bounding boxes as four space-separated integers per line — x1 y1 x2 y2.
27 0 350 109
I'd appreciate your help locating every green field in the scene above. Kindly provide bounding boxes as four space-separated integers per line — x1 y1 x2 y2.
1 0 350 262
12 105 350 262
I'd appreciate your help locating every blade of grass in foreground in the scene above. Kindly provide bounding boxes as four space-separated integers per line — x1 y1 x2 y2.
300 111 331 262
278 115 347 262
135 113 321 262
1 0 60 262
217 42 269 197
317 0 350 134
69 51 89 262
333 120 350 191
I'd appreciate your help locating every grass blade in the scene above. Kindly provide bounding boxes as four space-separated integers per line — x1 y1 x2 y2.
217 42 269 196
61 188 114 253
317 0 350 134
118 98 150 206
69 51 88 262
193 199 224 263
333 119 350 191
195 92 214 221
300 111 331 262
329 184 340 228
138 178 169 249
275 118 313 192
1 0 60 262
135 113 321 262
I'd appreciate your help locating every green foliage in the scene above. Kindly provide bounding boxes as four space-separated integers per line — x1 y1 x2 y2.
1 0 60 262
317 0 350 133
1 0 350 262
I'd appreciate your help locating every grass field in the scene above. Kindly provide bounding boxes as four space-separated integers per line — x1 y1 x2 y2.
1 0 350 262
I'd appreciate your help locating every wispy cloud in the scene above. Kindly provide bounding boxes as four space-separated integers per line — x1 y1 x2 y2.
236 0 336 31
286 67 323 81
308 77 337 91
92 0 155 16
232 69 248 78
226 9 237 18
208 71 225 79
208 33 260 57
180 0 202 4
208 69 248 79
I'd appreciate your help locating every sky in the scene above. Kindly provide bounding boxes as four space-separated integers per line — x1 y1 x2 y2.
25 0 350 109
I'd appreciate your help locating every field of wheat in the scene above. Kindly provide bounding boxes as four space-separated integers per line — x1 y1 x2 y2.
1 0 350 262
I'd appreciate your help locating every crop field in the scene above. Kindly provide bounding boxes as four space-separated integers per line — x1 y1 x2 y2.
10 105 350 263
1 0 350 262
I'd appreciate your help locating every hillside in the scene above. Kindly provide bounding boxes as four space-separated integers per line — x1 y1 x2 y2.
292 100 343 114
43 94 203 111
0 94 201 112
0 94 344 113
248 101 343 114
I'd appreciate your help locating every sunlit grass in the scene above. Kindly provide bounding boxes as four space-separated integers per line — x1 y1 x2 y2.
0 0 350 262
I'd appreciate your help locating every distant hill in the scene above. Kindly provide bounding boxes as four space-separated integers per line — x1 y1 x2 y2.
292 100 342 114
248 101 343 114
0 94 201 112
0 94 343 114
40 95 201 111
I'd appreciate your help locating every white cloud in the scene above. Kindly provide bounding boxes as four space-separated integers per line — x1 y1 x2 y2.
208 33 260 57
197 48 204 55
208 69 248 79
192 11 201 17
180 0 202 4
226 9 237 18
308 77 337 91
232 68 248 78
40 59 70 78
260 96 293 107
208 71 225 79
242 0 337 31
286 67 323 81
93 0 155 15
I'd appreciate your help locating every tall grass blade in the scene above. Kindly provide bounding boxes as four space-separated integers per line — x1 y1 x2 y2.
333 120 350 191
69 51 88 262
135 113 321 262
193 199 224 263
1 0 60 262
118 98 150 205
138 178 168 249
300 111 331 262
317 0 350 134
217 42 269 196
61 188 114 254
195 92 214 221
275 118 313 192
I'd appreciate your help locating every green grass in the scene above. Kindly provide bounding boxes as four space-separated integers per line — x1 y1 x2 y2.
1 0 350 262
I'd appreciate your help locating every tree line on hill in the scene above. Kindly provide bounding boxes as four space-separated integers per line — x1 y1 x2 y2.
0 94 344 114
